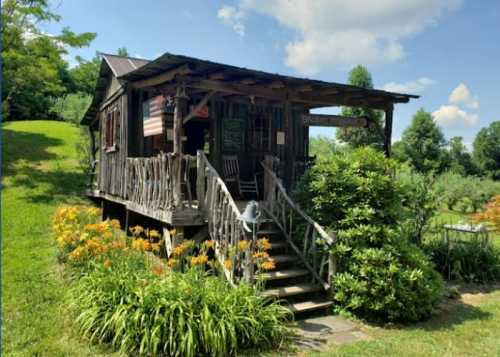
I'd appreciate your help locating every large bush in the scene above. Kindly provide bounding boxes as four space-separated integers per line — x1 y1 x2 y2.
53 206 291 356
295 147 443 322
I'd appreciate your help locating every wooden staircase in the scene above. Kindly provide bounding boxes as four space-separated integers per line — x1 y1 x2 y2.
256 220 334 315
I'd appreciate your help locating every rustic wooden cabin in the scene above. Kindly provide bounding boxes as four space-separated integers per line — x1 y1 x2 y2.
82 52 418 313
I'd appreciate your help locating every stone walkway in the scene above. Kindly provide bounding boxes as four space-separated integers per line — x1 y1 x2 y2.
292 315 372 351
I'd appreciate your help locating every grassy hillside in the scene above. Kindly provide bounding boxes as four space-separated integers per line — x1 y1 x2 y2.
1 121 114 356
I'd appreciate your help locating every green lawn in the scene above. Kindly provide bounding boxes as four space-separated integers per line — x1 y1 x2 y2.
1 120 115 356
2 120 500 356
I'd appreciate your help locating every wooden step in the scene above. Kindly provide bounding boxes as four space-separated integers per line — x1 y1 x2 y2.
269 254 297 264
259 268 309 281
257 229 281 236
262 283 322 298
287 299 334 313
269 241 287 250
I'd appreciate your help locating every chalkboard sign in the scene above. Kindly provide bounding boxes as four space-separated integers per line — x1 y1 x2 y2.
222 117 245 152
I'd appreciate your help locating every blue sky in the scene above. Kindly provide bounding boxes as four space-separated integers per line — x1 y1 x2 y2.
43 0 500 149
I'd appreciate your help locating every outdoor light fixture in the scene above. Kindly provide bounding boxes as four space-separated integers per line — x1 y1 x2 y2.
239 200 260 224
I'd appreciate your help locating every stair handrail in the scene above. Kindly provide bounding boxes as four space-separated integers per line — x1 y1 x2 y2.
261 158 336 290
196 151 253 286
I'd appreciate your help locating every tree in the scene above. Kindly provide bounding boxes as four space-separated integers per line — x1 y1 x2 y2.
117 47 130 57
309 135 337 160
398 109 448 173
447 136 477 176
336 65 384 149
68 54 101 96
473 121 500 180
1 0 96 120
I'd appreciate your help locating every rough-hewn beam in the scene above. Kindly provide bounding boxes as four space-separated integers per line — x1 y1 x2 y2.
132 64 193 89
301 114 368 127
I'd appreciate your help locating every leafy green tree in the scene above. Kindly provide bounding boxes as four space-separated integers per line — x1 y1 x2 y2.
117 47 130 57
336 65 384 149
68 54 101 95
399 109 448 173
1 0 96 120
473 121 500 179
309 135 337 160
51 93 92 124
447 136 477 175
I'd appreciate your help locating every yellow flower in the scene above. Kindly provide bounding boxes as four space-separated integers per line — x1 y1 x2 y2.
170 228 177 236
259 259 276 271
173 243 187 256
257 238 272 251
129 225 144 236
167 258 178 268
191 254 209 266
103 259 113 269
252 251 269 260
110 219 121 229
86 207 100 216
151 243 161 253
203 240 215 249
148 229 161 239
224 259 233 270
238 240 249 251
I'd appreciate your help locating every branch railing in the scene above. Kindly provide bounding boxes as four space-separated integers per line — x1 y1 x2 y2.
125 153 196 211
196 150 253 285
261 157 336 290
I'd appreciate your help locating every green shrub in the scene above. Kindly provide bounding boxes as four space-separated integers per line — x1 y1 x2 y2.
396 165 439 244
72 258 291 357
423 235 500 283
295 147 444 322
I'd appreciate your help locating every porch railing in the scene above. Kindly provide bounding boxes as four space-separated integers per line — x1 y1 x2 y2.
196 150 253 285
125 153 197 211
261 157 336 290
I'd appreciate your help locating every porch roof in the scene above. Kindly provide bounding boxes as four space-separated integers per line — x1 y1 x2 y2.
119 52 419 109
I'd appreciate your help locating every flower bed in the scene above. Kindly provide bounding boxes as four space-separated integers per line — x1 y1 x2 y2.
53 206 291 356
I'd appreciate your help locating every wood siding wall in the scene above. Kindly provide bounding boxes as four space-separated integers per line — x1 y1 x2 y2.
98 93 128 198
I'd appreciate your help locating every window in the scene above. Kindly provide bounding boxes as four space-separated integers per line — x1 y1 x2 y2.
104 108 120 151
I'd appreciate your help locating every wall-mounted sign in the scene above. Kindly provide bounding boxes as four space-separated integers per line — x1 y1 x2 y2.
222 117 246 152
276 131 285 145
166 129 174 141
189 104 209 118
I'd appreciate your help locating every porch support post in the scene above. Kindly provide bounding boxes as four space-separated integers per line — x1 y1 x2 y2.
283 98 293 189
173 85 188 205
383 103 394 158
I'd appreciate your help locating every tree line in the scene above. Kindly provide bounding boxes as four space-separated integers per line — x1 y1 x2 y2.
2 0 129 123
312 65 500 181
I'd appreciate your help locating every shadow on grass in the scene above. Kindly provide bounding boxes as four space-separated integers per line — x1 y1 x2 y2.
379 298 493 334
2 128 86 204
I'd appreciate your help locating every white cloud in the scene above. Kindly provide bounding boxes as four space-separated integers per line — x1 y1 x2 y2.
217 5 245 37
449 83 479 109
382 77 435 93
218 0 462 74
432 105 479 127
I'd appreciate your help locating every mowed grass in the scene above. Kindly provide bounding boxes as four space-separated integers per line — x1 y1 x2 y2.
2 120 115 356
310 288 500 356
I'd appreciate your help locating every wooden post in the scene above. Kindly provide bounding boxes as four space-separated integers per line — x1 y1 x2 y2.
384 104 394 158
173 85 188 205
283 99 293 189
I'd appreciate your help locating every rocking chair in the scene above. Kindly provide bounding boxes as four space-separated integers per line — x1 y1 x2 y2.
222 155 259 198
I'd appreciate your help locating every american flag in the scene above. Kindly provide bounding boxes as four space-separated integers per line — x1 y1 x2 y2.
143 95 165 137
